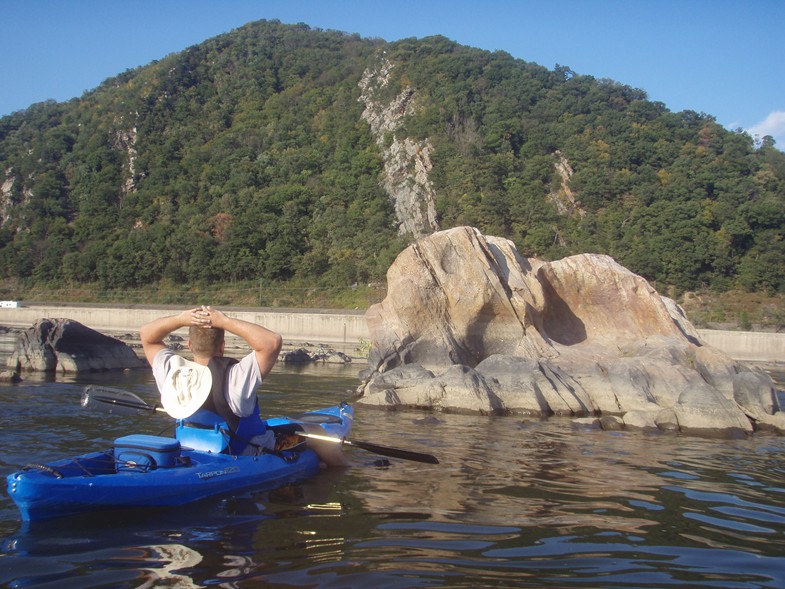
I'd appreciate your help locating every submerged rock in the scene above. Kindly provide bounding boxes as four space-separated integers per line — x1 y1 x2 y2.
358 227 782 437
0 370 21 383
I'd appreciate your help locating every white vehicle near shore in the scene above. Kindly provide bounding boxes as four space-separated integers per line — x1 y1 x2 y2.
0 301 20 308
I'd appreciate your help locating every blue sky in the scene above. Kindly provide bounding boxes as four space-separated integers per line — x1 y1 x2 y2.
3 0 784 146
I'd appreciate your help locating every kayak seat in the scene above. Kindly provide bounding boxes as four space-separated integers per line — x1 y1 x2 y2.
176 409 230 453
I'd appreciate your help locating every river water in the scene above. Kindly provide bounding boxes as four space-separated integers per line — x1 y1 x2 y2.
1 364 785 588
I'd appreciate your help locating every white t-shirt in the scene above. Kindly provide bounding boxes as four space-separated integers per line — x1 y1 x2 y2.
152 349 262 417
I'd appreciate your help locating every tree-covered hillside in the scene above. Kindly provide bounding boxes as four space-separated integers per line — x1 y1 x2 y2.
1 20 783 303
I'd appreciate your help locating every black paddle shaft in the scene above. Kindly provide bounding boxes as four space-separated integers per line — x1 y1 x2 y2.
344 439 440 464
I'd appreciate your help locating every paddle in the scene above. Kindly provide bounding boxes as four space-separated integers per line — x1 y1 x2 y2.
294 431 439 464
81 386 439 464
81 386 165 415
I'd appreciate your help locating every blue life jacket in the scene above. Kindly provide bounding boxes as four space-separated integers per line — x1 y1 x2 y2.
184 356 267 455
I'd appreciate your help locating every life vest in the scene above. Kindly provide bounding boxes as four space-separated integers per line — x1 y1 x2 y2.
185 356 267 455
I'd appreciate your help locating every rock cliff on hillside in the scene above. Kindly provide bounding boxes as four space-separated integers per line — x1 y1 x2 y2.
358 227 784 437
1 168 14 226
358 58 439 238
8 318 145 373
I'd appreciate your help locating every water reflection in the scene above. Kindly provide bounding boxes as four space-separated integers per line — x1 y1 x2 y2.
1 366 785 588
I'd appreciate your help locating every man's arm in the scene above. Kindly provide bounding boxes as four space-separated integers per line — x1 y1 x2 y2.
202 306 282 377
139 308 202 366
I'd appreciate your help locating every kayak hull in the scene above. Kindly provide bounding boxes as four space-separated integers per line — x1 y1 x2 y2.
6 404 353 522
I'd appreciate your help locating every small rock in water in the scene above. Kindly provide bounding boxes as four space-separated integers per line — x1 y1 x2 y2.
414 416 442 425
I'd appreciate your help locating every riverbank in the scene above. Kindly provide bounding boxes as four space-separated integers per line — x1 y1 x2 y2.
1 303 783 368
0 304 370 367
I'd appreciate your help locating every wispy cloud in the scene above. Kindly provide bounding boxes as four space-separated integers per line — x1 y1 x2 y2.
747 111 785 147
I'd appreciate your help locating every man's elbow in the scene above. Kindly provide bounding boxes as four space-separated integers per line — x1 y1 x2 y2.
271 333 283 355
139 326 153 345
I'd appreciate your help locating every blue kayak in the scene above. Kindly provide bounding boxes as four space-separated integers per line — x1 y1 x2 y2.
6 403 354 522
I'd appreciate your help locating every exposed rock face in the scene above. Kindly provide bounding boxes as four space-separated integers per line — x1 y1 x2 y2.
113 120 139 198
358 57 439 238
358 227 784 437
549 151 585 218
7 318 146 373
1 168 15 227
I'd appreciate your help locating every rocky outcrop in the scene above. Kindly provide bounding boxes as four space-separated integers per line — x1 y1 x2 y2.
358 57 439 238
113 121 139 198
7 318 146 373
281 347 352 364
549 151 585 218
358 227 784 437
1 168 15 227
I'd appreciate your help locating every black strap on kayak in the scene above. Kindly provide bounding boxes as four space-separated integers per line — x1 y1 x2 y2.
23 463 64 479
27 457 101 478
115 451 158 472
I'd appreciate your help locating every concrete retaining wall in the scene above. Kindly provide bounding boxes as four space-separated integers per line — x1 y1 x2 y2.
697 329 784 364
1 305 782 364
0 305 369 346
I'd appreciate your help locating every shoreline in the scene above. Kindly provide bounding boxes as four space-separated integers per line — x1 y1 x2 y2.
0 303 368 354
0 304 368 370
1 304 784 371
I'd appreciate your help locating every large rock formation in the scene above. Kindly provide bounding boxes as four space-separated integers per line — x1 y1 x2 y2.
8 318 146 373
358 227 784 437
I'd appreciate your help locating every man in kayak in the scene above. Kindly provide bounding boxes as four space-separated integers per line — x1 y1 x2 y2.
140 306 283 455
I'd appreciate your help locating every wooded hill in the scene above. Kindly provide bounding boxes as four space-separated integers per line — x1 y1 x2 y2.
1 20 784 302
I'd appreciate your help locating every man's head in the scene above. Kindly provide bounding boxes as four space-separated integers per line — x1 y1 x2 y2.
188 326 225 358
